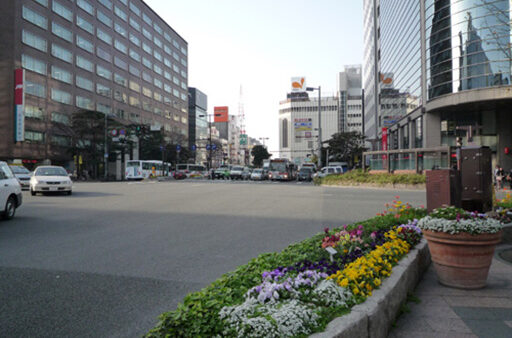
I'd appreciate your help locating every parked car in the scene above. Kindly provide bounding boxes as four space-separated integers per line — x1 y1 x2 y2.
241 167 252 180
297 167 314 182
0 161 22 220
30 166 73 195
251 169 264 181
314 166 339 179
9 165 31 190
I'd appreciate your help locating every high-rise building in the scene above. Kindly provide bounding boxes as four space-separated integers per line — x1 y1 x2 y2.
1 0 188 170
363 0 512 169
338 65 363 134
278 93 339 165
188 88 207 165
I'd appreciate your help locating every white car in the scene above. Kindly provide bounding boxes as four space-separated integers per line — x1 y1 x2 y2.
30 166 73 196
9 165 31 190
251 169 264 180
0 161 22 220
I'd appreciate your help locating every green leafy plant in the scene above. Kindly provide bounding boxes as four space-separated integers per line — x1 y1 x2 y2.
318 170 426 186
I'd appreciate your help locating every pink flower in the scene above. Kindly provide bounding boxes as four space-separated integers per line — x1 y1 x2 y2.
324 227 329 234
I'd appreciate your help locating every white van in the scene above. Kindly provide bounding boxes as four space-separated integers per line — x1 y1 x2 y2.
0 161 22 220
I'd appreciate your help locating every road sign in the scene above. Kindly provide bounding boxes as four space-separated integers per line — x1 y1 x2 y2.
191 144 197 151
240 134 248 145
112 137 120 142
119 129 126 136
111 129 118 136
206 144 211 151
176 144 181 152
212 144 217 150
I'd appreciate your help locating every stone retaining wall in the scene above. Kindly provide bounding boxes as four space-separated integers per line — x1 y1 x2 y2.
311 239 431 338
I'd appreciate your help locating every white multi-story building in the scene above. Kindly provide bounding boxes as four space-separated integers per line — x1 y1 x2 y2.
279 94 339 165
338 65 363 134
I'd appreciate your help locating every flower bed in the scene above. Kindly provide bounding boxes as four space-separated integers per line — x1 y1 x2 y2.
147 200 426 337
314 169 426 187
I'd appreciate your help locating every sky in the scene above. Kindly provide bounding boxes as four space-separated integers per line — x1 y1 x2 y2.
145 0 364 153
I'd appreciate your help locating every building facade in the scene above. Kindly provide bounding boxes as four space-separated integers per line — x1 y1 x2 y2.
338 65 363 134
279 94 339 165
0 0 188 170
188 87 208 165
363 0 512 170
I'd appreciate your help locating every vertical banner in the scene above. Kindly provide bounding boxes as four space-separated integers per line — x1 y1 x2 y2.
381 127 388 166
14 68 25 142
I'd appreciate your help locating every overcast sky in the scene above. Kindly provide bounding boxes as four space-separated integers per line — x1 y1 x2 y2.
145 0 364 153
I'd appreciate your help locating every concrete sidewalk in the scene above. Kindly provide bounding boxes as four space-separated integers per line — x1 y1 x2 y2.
389 245 512 338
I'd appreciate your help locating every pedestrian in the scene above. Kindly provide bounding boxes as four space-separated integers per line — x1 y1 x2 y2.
496 166 504 190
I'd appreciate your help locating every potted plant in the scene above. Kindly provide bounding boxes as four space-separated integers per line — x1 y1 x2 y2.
417 207 503 289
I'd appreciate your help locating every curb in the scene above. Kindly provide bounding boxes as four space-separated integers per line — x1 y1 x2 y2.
311 239 431 338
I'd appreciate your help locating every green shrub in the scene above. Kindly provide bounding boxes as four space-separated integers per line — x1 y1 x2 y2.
319 169 426 186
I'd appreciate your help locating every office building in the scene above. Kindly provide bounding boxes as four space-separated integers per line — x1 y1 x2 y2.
363 0 512 169
338 65 363 134
188 87 208 165
278 93 339 165
0 0 188 171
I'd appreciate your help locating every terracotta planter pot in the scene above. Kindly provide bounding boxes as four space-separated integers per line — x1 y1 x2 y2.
423 229 502 289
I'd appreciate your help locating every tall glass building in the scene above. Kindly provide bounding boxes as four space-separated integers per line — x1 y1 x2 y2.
363 0 512 169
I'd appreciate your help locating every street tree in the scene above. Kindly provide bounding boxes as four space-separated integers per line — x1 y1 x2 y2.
251 145 272 167
326 131 367 168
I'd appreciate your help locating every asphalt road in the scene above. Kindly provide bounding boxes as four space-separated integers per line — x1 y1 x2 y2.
0 180 426 337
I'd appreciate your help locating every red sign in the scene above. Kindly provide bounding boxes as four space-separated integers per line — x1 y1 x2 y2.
214 106 229 123
381 127 388 151
14 69 25 142
14 69 24 105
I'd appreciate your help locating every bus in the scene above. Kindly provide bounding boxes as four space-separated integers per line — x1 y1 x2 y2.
268 158 297 181
176 164 208 178
125 160 170 180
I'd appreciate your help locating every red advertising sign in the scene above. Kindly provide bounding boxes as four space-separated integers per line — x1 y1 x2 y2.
381 127 388 151
214 106 229 122
15 69 24 105
14 68 25 142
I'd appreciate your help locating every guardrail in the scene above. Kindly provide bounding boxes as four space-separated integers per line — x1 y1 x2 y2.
363 146 455 174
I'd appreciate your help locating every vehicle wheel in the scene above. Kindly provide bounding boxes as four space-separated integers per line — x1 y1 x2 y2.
30 188 36 196
2 196 16 220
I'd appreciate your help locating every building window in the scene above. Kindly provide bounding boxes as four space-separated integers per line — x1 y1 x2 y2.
96 46 111 62
164 83 171 94
154 51 162 62
34 0 48 7
114 6 127 21
154 78 162 89
142 27 152 40
51 112 70 125
77 0 94 15
143 13 152 25
76 75 93 91
22 54 46 75
164 45 171 55
96 65 112 80
153 23 163 35
51 88 72 105
77 16 94 34
96 83 111 98
119 0 127 5
129 33 140 46
22 30 47 52
154 36 162 48
51 44 72 63
52 1 72 21
96 102 111 115
129 96 140 107
114 73 128 87
129 2 141 16
76 95 94 109
129 64 140 77
142 101 151 112
76 35 93 52
129 17 140 31
129 80 140 92
142 42 152 55
97 10 112 27
415 117 423 148
25 130 45 143
142 71 152 83
22 6 48 30
98 0 112 10
26 80 46 98
114 22 127 37
142 57 152 69
114 56 128 70
25 105 44 119
154 92 162 102
52 22 72 42
114 90 127 103
76 55 93 72
97 28 112 44
142 86 151 97
51 135 71 147
114 40 127 54
129 49 141 62
164 32 172 43
51 65 72 84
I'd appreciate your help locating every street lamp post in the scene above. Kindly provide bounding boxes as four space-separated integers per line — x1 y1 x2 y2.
306 86 322 168
259 137 269 147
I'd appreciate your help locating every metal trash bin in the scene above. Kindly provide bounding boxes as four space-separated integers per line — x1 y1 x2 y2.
426 169 461 213
460 147 493 212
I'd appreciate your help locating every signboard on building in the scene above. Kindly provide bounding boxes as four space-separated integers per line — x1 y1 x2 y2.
14 69 25 142
382 127 388 151
379 72 394 89
240 134 247 145
214 106 229 122
291 77 306 92
294 118 313 131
